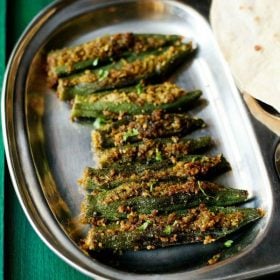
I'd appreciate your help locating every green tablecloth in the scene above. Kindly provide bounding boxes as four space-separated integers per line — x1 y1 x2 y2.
3 1 90 279
0 1 5 279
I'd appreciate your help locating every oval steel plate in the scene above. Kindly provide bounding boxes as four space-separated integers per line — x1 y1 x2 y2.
2 0 279 279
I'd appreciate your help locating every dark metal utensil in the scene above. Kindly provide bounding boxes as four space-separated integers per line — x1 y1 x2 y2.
275 142 280 179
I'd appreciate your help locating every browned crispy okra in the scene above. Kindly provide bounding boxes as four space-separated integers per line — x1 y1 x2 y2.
78 154 229 190
47 33 183 86
81 179 249 221
91 110 206 148
58 43 194 100
82 205 264 252
71 82 202 119
93 136 212 167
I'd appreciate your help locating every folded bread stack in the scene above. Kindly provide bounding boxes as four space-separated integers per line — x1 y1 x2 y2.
210 0 280 135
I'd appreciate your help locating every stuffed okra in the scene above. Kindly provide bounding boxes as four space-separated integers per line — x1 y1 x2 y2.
82 204 264 252
92 110 206 148
58 43 194 100
81 180 249 222
47 33 183 86
79 154 230 190
93 136 212 167
71 82 202 119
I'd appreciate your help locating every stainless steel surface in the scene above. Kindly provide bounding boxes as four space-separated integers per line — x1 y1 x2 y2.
2 0 280 279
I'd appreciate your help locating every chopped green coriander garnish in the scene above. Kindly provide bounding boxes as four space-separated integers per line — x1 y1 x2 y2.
98 69 109 80
198 181 209 198
93 117 106 129
172 220 178 227
148 181 156 192
136 82 144 95
123 128 139 142
163 225 173 235
92 58 99 66
138 220 151 231
155 148 162 162
224 240 234 248
191 156 199 163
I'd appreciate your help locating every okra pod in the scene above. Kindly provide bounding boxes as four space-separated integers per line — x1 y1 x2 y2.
81 180 249 221
83 205 264 252
92 110 206 148
57 43 194 100
94 136 212 167
71 82 202 119
47 33 183 85
79 154 229 190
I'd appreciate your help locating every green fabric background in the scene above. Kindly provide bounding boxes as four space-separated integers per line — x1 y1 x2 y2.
0 0 6 279
4 1 90 279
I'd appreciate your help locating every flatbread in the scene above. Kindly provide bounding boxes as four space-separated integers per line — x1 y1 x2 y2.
210 0 280 113
244 94 280 136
